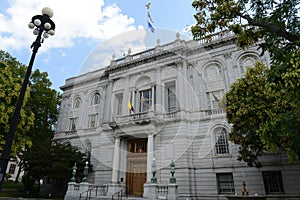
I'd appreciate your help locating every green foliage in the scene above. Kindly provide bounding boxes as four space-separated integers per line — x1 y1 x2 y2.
192 0 300 166
0 50 34 155
23 142 86 190
191 0 300 61
226 62 269 167
226 53 300 166
257 50 300 161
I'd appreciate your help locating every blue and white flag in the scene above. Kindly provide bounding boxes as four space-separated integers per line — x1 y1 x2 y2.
148 21 155 33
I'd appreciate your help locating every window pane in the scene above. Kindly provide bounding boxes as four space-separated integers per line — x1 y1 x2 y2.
116 94 123 115
215 129 229 154
139 89 151 112
168 85 177 112
92 93 100 105
8 164 16 174
74 98 80 109
88 114 98 128
217 173 235 194
262 171 284 194
69 118 77 131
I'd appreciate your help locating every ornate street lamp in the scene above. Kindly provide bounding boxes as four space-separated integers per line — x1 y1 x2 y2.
0 7 55 191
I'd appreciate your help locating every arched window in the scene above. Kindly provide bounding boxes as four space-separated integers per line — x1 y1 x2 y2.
215 128 229 155
73 98 81 109
92 93 100 105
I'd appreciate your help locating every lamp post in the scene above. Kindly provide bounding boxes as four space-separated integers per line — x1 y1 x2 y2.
0 7 55 191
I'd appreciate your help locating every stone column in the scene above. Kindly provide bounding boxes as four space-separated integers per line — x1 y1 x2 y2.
144 133 155 198
155 67 162 113
111 137 120 183
182 60 190 110
104 80 113 123
177 62 185 111
132 90 136 113
223 52 233 90
146 134 154 182
122 76 129 115
151 84 155 111
108 136 123 196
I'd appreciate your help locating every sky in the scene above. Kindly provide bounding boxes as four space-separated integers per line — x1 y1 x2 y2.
0 0 196 92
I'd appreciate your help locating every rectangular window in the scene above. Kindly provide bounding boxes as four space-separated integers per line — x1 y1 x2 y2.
69 118 77 131
139 89 152 112
165 81 177 112
88 114 98 128
262 171 284 194
116 94 123 115
8 164 16 174
167 85 176 112
217 173 235 194
207 90 224 109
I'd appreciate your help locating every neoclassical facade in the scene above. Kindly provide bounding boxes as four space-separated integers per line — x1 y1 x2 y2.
55 31 300 200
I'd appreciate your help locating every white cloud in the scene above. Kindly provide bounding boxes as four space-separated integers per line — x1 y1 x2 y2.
0 0 137 52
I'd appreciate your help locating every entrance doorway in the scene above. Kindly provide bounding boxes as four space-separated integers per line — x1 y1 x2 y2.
126 139 147 196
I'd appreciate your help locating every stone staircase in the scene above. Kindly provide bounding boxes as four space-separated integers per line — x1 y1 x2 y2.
76 197 146 200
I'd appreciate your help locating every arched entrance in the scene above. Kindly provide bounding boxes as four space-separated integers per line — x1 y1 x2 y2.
126 138 147 196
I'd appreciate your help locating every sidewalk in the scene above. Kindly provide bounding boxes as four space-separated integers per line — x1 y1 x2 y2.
0 198 49 200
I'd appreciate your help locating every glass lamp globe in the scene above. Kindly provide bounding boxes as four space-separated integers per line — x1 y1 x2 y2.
44 22 51 30
34 19 41 26
42 7 53 18
33 29 39 35
28 22 35 29
48 29 55 36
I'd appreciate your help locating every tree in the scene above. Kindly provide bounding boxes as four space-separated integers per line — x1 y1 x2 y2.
0 50 34 156
226 55 300 167
23 142 86 196
16 69 60 183
192 0 300 166
191 0 300 61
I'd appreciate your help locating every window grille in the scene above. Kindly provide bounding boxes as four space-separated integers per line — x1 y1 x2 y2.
217 173 235 194
215 128 229 154
262 171 284 194
8 164 16 174
167 85 177 112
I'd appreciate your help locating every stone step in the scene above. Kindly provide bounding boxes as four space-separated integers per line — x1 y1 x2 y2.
89 197 146 200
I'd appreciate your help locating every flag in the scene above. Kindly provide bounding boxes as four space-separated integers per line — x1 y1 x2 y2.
148 21 155 33
127 100 134 112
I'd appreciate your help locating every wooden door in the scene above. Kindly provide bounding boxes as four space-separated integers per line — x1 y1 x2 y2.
126 139 147 196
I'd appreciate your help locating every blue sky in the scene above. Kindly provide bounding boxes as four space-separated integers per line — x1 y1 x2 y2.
0 0 196 91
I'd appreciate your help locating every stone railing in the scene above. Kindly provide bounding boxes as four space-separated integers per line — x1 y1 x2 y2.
109 30 236 70
205 108 224 115
157 184 169 199
113 108 225 125
64 182 108 200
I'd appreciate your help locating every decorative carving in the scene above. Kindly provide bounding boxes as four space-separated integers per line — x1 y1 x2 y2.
223 52 232 59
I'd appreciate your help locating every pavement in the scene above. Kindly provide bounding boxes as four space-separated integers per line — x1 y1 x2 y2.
0 198 50 200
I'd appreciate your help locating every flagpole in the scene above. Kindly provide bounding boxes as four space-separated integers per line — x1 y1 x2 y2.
145 3 150 50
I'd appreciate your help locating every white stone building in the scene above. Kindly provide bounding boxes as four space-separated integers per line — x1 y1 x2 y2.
55 31 300 200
